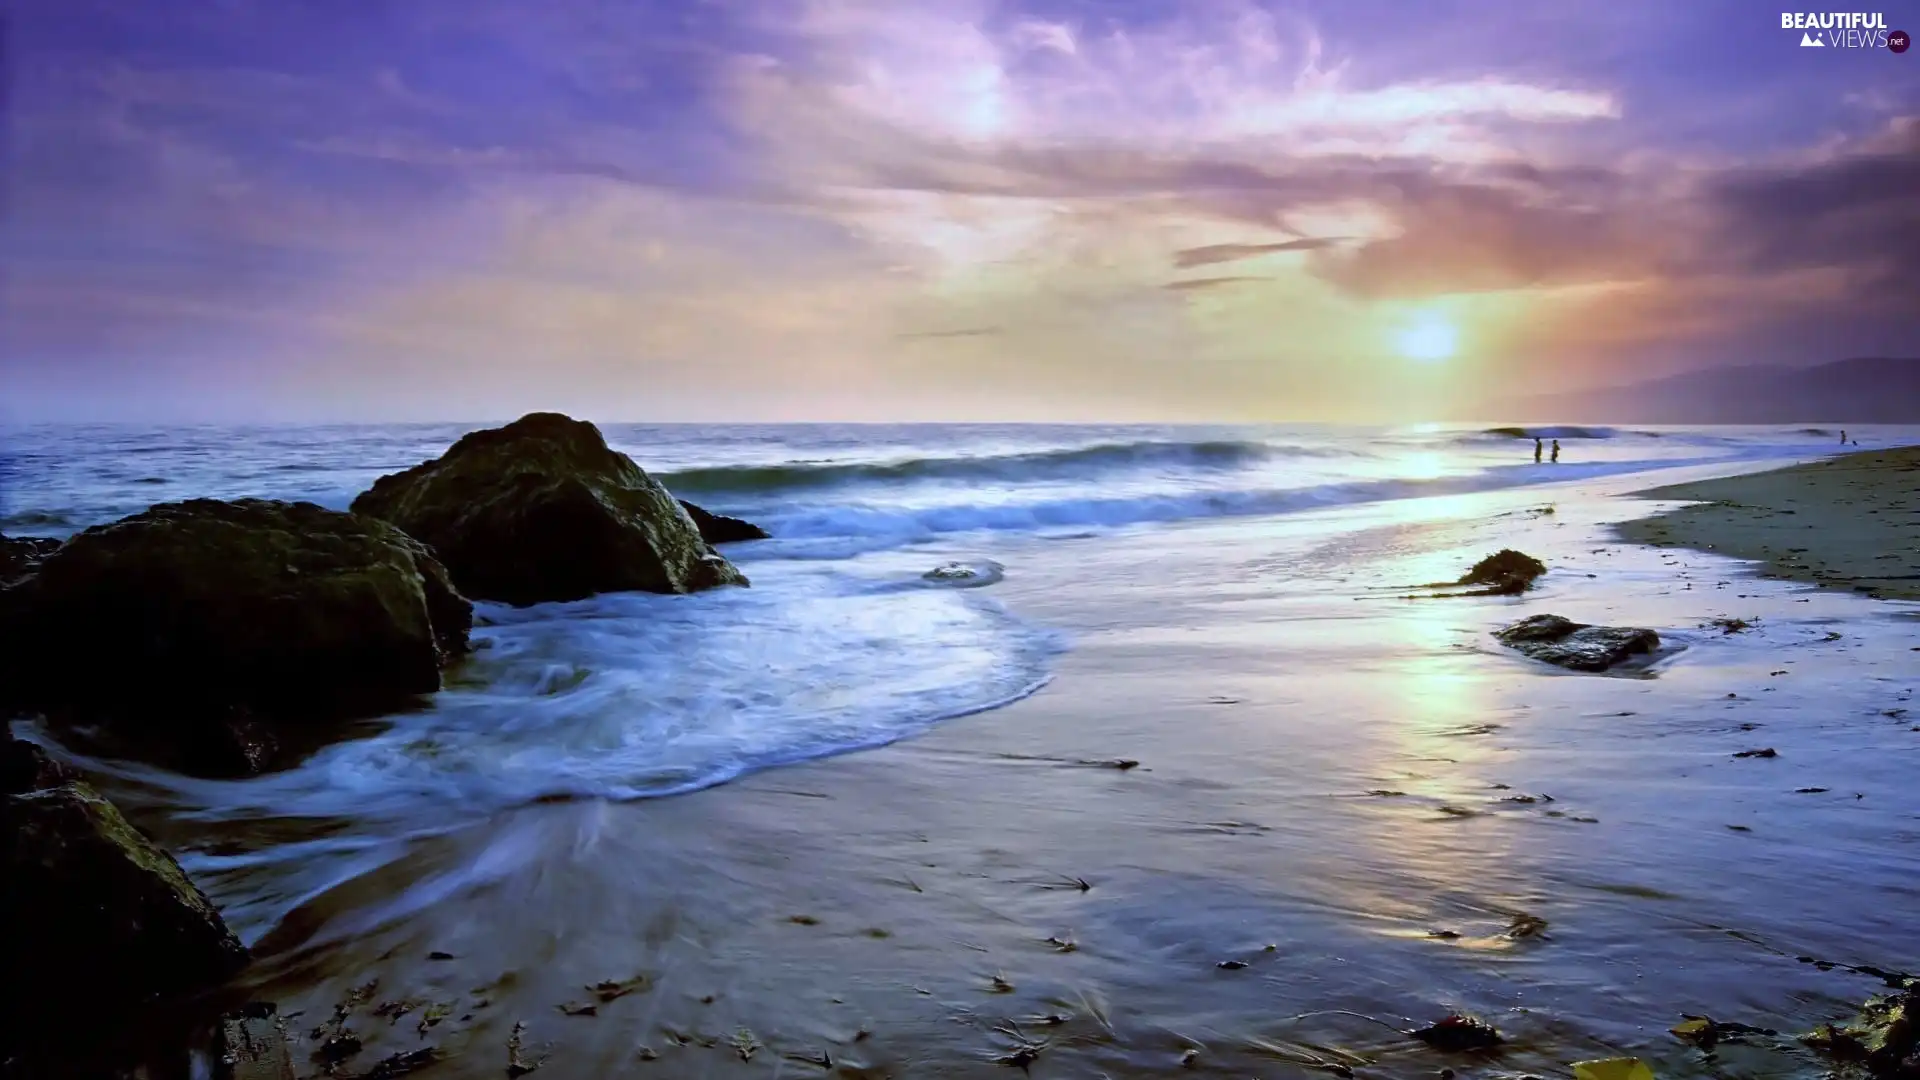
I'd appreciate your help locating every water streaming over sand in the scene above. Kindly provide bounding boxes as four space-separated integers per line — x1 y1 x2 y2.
7 421 1919 1077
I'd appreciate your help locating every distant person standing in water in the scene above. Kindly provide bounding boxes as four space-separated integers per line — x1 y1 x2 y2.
1841 430 1847 444
1533 437 1543 463
1550 439 1561 463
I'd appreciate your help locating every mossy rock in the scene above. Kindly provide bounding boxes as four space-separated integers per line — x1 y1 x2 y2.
0 499 472 772
351 413 747 605
2 782 248 1026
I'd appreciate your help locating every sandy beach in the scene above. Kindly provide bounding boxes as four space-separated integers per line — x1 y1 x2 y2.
48 445 1899 1079
1619 446 1920 601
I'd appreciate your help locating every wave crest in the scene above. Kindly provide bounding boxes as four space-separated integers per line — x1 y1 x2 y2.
657 439 1333 495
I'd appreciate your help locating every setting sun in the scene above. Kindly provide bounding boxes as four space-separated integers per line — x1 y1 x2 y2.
1397 315 1458 363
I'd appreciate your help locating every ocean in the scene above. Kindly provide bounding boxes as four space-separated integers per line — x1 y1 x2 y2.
6 420 1918 1077
0 421 1870 808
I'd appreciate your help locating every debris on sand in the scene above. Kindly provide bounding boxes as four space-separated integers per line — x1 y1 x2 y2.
1387 549 1550 599
588 975 650 1003
993 1041 1046 1071
1458 550 1549 595
1572 1057 1655 1080
730 1028 762 1062
1671 1014 1779 1049
557 1001 598 1017
360 1048 439 1079
1411 1014 1504 1050
1707 617 1756 634
216 1003 296 1080
1733 748 1779 759
1504 913 1550 939
506 1021 543 1077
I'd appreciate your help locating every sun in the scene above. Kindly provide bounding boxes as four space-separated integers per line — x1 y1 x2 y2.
1396 315 1458 363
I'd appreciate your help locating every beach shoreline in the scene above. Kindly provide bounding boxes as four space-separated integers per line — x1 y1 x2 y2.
12 426 1920 1078
144 455 1920 1078
1616 445 1920 601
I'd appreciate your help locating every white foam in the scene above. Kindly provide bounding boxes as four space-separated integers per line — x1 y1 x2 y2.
166 561 1058 830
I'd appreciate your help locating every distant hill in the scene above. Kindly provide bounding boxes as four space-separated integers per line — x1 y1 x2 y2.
1487 358 1920 424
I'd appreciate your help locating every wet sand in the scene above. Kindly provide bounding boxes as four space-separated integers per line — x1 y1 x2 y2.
54 463 1920 1079
1618 446 1920 600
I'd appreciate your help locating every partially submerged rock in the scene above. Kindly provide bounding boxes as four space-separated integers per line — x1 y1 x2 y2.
1411 1014 1504 1050
351 413 747 605
678 500 770 545
1494 613 1660 672
3 780 248 1031
0 499 472 773
1459 549 1547 595
1804 979 1918 1078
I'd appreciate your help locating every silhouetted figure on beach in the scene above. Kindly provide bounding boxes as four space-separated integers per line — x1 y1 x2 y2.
1533 437 1543 463
1841 430 1847 444
1550 439 1561 463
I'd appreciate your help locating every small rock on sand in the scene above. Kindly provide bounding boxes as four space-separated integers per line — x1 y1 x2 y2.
1493 614 1660 672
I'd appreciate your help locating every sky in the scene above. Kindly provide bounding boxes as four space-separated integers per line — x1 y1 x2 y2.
1 0 1916 423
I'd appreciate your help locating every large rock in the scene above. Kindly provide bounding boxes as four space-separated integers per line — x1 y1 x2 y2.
0 499 472 771
1494 613 1660 672
2 778 248 1030
350 413 748 605
678 500 770 545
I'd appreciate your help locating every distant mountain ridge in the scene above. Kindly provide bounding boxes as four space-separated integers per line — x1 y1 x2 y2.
1487 358 1920 424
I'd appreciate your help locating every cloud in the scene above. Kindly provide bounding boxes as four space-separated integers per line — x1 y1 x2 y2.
1162 276 1269 291
7 0 1919 421
899 326 1004 339
1173 238 1344 268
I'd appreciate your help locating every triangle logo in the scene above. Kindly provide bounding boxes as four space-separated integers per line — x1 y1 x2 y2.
1801 31 1824 45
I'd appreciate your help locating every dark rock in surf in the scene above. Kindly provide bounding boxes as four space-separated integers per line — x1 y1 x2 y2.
350 413 747 605
1494 613 1660 672
678 500 770 544
0 533 60 587
2 781 248 1040
1803 979 1919 1079
1459 549 1547 595
0 499 472 773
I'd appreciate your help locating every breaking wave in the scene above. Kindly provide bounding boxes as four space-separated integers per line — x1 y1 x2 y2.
657 439 1348 496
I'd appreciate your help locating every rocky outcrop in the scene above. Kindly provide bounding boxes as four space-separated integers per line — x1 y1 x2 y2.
2 749 248 1044
0 499 472 773
1494 614 1660 672
1459 549 1547 595
678 500 770 545
350 413 748 605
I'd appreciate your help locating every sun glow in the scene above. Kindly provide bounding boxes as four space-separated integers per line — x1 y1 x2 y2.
1396 314 1458 362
